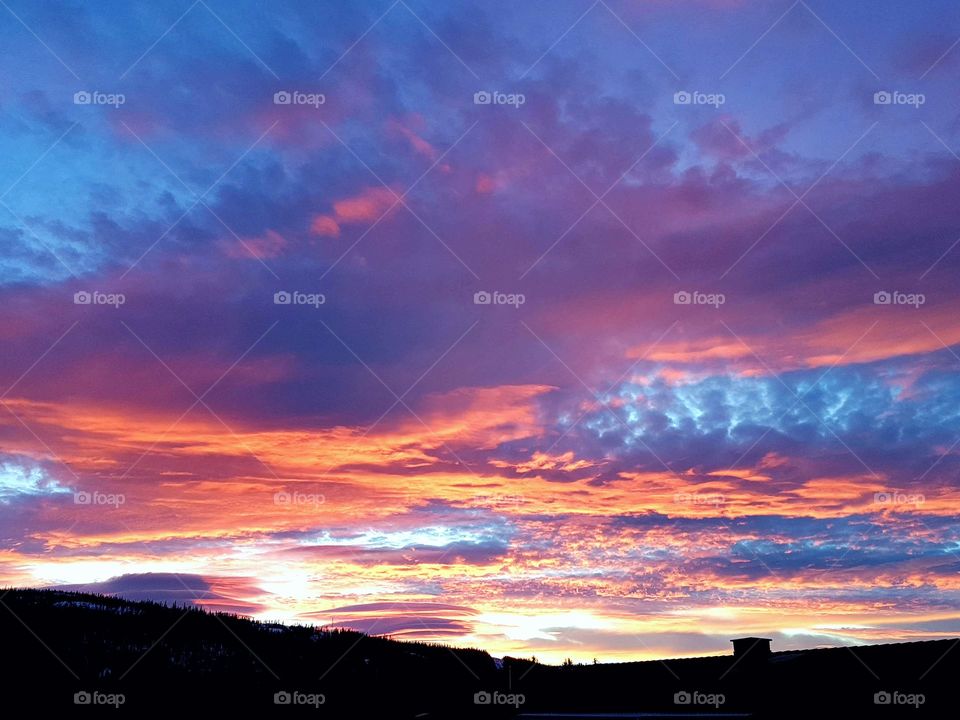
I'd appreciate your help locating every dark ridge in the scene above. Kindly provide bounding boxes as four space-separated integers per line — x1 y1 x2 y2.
1 588 956 717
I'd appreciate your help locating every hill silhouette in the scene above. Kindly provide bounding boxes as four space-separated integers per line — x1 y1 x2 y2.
1 588 957 716
0 588 509 715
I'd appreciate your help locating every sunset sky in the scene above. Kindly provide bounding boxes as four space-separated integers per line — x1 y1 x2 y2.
2 0 960 664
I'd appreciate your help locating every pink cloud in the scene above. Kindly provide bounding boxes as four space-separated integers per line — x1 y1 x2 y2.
334 186 398 223
476 172 510 194
222 229 288 259
311 186 400 237
387 116 439 161
310 215 341 238
691 116 791 161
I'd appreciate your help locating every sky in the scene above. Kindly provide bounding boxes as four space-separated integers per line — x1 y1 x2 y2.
1 0 960 665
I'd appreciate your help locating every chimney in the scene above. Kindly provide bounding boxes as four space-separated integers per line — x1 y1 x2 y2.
731 637 772 662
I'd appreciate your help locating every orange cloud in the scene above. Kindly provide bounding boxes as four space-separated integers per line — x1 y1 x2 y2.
629 301 960 373
4 384 959 663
